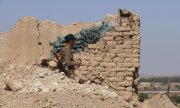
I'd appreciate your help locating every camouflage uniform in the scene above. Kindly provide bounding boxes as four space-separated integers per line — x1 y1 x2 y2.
59 45 78 78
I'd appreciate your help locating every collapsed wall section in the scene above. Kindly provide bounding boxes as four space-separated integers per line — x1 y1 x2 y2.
75 9 140 101
3 16 94 65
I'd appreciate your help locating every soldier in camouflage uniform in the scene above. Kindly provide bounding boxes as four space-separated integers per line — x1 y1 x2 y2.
57 34 81 78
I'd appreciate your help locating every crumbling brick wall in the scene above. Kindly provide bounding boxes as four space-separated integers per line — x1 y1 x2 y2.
75 9 140 100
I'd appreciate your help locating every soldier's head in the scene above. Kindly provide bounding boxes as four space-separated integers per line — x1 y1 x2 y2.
65 34 76 48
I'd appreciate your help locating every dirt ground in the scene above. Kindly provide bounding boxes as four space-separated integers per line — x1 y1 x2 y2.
0 91 133 108
0 61 177 108
0 63 134 108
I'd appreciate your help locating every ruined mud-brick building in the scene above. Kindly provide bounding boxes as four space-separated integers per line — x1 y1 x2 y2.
0 8 140 101
74 9 140 101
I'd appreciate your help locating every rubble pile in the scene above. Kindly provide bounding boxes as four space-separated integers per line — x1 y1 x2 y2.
0 64 119 98
0 63 134 108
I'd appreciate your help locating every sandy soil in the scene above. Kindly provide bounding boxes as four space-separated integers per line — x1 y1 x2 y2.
0 91 132 108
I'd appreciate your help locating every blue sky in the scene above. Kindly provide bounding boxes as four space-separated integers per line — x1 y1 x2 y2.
0 0 180 75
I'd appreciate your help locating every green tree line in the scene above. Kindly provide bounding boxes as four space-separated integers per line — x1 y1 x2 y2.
140 77 180 83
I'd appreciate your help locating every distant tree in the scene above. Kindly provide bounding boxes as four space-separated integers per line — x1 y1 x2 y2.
140 77 180 83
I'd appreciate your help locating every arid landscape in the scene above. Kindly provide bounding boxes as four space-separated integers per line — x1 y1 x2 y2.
0 8 178 108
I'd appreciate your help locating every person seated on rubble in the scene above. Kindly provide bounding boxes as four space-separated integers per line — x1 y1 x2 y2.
56 34 81 79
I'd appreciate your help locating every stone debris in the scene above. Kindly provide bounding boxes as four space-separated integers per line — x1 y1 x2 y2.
38 72 49 78
0 91 133 108
0 63 134 108
4 79 24 91
0 64 118 99
48 60 57 68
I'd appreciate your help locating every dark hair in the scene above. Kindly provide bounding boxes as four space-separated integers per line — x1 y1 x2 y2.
65 34 76 43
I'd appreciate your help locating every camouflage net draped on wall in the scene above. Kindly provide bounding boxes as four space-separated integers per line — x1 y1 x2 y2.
50 23 114 57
